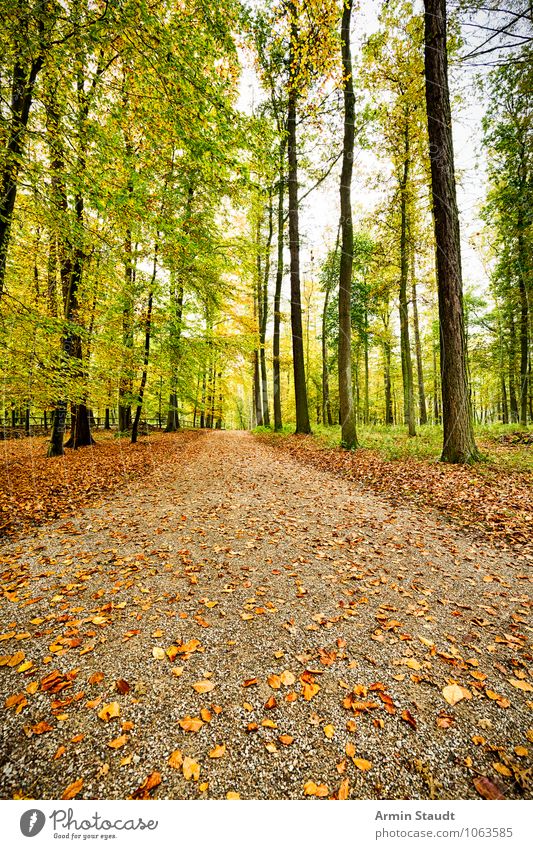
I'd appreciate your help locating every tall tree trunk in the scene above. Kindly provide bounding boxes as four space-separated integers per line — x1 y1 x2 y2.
411 249 428 425
424 0 478 462
166 277 184 432
0 45 45 300
383 340 393 425
273 140 285 432
338 0 357 449
509 312 519 423
399 123 416 437
119 221 134 432
364 309 369 426
131 247 157 444
260 194 273 428
322 283 333 426
287 4 311 435
517 225 529 426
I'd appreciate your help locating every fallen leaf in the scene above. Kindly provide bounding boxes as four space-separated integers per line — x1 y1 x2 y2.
98 702 120 722
509 679 533 693
192 680 215 694
353 758 372 771
442 684 471 706
303 780 329 797
61 779 83 800
107 735 128 749
209 744 226 758
474 776 505 800
323 724 335 739
178 716 204 732
168 750 183 769
182 756 200 781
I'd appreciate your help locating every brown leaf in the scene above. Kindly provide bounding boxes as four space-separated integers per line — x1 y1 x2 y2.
401 709 417 730
32 721 54 734
115 679 130 694
264 695 278 710
132 771 162 799
474 776 505 800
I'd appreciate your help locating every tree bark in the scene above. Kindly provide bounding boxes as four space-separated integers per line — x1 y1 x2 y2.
411 258 428 425
338 0 357 448
287 4 311 434
322 283 333 426
399 123 416 437
424 0 478 462
131 247 157 444
273 140 285 431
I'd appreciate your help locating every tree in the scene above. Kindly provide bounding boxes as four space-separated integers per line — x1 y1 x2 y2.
338 0 357 448
423 0 478 463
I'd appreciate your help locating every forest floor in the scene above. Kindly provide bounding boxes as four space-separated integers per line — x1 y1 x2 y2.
0 430 532 800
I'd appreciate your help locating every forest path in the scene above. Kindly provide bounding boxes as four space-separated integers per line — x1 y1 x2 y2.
0 430 531 800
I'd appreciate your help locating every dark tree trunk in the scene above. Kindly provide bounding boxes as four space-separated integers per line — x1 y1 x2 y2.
104 407 110 429
131 247 157 444
338 0 357 448
0 47 45 300
399 124 416 437
322 283 333 427
259 194 273 429
287 4 311 435
383 340 393 425
411 252 428 425
253 349 263 427
509 313 519 423
273 140 285 432
166 280 184 432
424 0 478 462
517 226 529 426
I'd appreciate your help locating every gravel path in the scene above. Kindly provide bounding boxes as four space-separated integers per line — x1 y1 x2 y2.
0 430 531 800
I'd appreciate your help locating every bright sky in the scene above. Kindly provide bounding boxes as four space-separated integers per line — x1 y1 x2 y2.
237 0 495 295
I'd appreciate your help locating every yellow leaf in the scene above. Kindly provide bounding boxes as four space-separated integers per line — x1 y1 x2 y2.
209 744 226 758
226 791 240 799
168 750 183 769
338 778 350 800
353 758 372 771
268 674 281 689
98 702 120 722
509 679 533 692
442 684 471 706
302 682 320 701
514 746 528 757
323 724 335 739
182 756 200 781
346 742 356 757
192 680 215 694
493 762 512 777
107 735 128 749
152 647 165 660
178 716 204 732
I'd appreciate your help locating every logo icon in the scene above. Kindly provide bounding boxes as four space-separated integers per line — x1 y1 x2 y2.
20 810 46 837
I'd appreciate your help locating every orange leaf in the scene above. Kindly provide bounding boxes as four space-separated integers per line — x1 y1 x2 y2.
61 778 83 800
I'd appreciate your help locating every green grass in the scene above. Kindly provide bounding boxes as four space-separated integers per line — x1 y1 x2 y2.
254 422 532 475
